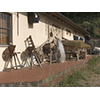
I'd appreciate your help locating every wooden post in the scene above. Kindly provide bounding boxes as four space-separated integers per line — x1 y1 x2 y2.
76 49 79 61
84 51 87 59
76 53 79 61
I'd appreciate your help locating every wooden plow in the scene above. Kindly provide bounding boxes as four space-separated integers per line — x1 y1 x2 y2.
43 42 60 64
42 37 65 64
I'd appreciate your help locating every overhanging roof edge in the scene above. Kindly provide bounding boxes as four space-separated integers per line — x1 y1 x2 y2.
55 12 91 35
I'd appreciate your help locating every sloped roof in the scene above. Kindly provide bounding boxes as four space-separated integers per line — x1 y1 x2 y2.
48 12 91 40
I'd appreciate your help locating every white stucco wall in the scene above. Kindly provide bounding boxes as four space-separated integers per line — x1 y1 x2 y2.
62 27 74 40
0 12 48 71
0 12 85 71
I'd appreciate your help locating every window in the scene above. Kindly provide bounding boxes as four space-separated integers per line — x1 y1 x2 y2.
80 37 83 41
0 12 12 45
74 35 78 40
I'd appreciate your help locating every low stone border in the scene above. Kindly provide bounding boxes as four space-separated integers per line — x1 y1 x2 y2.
0 58 90 87
52 64 88 87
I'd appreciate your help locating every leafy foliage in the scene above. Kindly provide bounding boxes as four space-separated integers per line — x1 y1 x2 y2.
61 12 100 38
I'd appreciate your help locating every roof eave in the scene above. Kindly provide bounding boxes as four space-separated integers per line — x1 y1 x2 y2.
53 12 91 39
57 12 91 35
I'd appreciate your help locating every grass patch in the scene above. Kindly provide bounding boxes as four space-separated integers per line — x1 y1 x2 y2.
87 56 100 74
59 68 87 87
58 55 100 87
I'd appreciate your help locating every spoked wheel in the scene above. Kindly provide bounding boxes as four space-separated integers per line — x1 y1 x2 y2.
2 48 11 62
20 51 28 62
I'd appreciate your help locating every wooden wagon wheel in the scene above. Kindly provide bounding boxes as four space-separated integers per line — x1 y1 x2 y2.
2 48 11 62
20 51 28 62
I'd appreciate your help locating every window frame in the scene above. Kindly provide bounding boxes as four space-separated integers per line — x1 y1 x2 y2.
74 35 78 40
0 12 12 46
80 37 83 41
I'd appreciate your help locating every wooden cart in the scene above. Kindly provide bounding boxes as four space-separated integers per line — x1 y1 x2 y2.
62 40 90 61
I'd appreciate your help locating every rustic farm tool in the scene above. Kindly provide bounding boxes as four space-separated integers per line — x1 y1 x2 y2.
62 40 89 61
43 38 61 64
2 44 22 72
22 35 42 68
